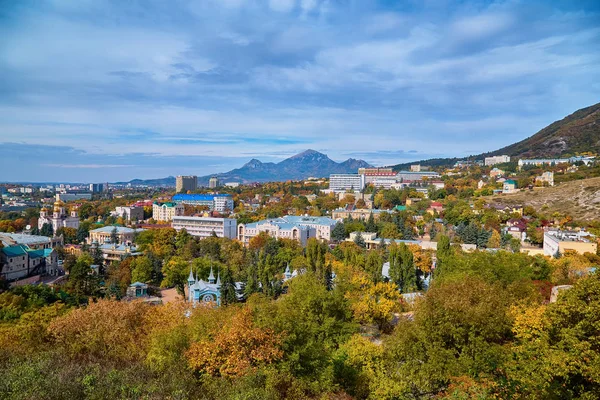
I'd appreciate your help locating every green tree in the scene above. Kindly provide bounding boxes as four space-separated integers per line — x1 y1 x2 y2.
131 256 153 283
331 223 347 242
353 232 366 248
389 243 416 293
110 227 119 244
40 223 53 237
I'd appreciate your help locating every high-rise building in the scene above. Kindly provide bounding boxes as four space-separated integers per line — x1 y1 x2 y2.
329 174 365 191
90 183 104 193
209 177 220 189
484 155 511 166
172 194 234 213
176 176 197 193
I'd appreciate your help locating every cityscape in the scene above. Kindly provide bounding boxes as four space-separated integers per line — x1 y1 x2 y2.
1 1 600 399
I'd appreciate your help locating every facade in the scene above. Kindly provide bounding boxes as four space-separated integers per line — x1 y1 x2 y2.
485 155 510 166
152 201 185 221
176 175 197 193
536 171 555 186
225 182 240 188
172 216 237 239
329 174 365 191
89 183 107 193
502 180 518 194
187 267 221 306
113 206 145 222
172 194 234 213
209 177 220 189
88 226 144 245
490 168 505 178
0 245 58 281
518 156 594 169
346 232 476 252
238 215 338 246
98 243 143 263
56 193 92 201
410 165 421 172
331 208 391 221
372 178 398 189
543 230 597 257
38 200 80 232
396 171 440 181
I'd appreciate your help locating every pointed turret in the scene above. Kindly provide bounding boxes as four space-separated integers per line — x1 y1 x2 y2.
284 263 292 281
208 265 216 284
216 270 221 288
188 267 195 284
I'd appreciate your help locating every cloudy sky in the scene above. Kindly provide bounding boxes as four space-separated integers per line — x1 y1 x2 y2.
1 0 599 182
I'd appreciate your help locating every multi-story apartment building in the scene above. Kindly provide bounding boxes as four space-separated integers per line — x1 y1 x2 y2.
543 230 597 257
484 155 510 166
329 174 365 191
152 202 185 222
172 194 234 213
237 216 338 246
172 216 237 239
536 171 555 187
176 175 197 193
518 156 594 169
209 177 220 189
332 208 391 221
0 245 58 281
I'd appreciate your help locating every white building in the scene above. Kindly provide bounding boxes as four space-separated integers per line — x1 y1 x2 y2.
0 245 58 281
536 171 555 187
518 156 594 169
329 174 365 191
372 178 398 189
172 216 237 239
172 194 234 213
113 206 145 222
152 202 184 222
38 200 79 232
485 155 511 166
396 171 440 181
209 177 220 189
543 230 597 257
237 216 339 246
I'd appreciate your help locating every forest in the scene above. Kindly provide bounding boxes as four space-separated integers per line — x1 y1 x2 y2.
1 226 599 400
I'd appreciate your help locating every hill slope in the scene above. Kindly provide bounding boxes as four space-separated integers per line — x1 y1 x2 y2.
489 176 600 221
392 102 600 170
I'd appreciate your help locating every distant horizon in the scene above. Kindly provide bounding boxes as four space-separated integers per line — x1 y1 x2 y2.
1 0 599 182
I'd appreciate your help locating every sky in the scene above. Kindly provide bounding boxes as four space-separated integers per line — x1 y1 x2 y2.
0 0 599 183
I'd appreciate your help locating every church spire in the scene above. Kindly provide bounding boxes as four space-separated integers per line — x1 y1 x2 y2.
188 266 195 283
216 269 221 287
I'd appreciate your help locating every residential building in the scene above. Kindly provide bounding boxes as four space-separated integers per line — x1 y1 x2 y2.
361 168 396 184
176 175 197 193
209 177 220 189
329 174 365 191
172 216 237 239
172 194 234 213
536 171 555 186
543 230 597 257
38 200 79 232
331 207 391 221
502 179 518 194
89 183 106 193
396 171 440 181
0 245 58 281
410 164 421 172
56 192 92 201
489 168 504 178
238 215 339 246
152 201 184 221
372 177 398 189
518 156 594 169
112 206 145 222
485 155 510 166
225 182 240 188
88 226 145 245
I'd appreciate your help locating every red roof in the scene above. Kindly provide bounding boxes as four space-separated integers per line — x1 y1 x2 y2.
430 201 443 207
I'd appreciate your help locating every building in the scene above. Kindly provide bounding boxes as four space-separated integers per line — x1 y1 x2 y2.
0 233 63 249
225 182 240 188
187 267 221 306
112 206 145 222
89 183 106 193
176 175 197 193
152 201 185 222
209 177 220 189
332 208 391 221
485 155 510 166
372 177 398 189
38 200 80 232
0 245 58 281
502 180 518 194
358 167 393 175
410 165 421 172
396 171 440 181
489 168 504 178
97 243 143 263
543 230 597 257
88 226 145 245
172 216 237 239
346 232 476 252
518 156 594 169
329 174 365 191
172 194 234 213
238 215 339 246
56 193 92 202
536 171 555 187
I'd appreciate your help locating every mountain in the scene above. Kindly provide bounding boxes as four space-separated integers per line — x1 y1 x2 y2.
198 149 371 185
391 102 600 170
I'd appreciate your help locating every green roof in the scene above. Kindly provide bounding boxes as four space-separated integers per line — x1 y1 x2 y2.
1 245 29 257
394 205 407 211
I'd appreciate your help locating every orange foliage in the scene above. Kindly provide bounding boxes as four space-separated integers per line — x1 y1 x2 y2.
186 307 283 377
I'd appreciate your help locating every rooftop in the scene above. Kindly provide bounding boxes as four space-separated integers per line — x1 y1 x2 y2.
89 226 144 234
173 194 232 201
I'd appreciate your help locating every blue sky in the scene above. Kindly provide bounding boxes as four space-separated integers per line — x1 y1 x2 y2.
0 0 599 182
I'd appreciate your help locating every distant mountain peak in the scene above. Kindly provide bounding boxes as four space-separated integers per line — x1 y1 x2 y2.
290 149 329 160
243 159 264 169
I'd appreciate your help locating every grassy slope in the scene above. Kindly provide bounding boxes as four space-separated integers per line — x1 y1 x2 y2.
487 176 600 221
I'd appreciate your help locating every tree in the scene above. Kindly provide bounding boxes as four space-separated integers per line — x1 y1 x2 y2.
365 213 377 233
331 223 347 242
110 227 119 244
76 225 89 244
388 243 416 293
435 234 452 277
219 267 238 305
161 257 189 296
365 250 383 283
186 307 283 377
353 232 366 248
40 223 53 237
131 256 153 283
